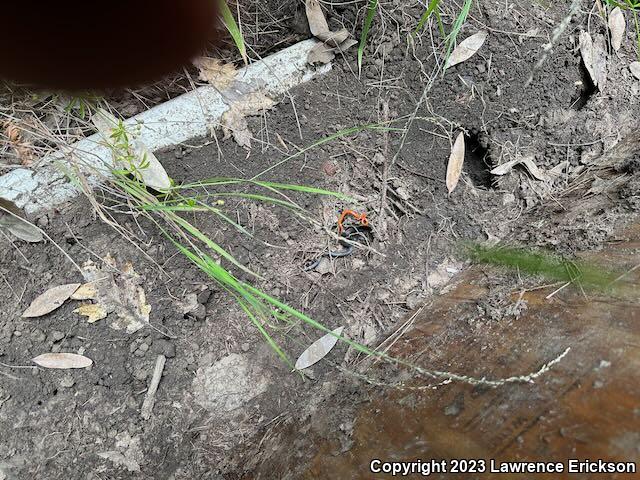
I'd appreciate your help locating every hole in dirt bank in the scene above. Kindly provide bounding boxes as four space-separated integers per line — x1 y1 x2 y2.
464 131 495 189
571 63 597 110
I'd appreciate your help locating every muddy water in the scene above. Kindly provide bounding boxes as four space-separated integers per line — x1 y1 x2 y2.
298 222 640 479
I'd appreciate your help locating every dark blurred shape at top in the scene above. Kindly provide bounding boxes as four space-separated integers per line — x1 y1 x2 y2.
0 0 219 90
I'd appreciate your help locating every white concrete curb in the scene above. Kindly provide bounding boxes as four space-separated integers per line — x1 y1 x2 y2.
0 40 331 215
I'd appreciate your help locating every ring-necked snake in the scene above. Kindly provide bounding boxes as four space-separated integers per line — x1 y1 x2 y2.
303 210 371 272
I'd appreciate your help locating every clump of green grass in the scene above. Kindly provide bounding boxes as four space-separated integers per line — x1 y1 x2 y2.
357 0 474 75
604 0 640 58
218 0 247 64
462 243 624 293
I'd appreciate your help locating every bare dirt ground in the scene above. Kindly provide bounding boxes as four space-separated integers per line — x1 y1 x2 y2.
1 1 640 479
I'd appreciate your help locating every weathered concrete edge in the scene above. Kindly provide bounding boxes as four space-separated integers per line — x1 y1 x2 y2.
0 39 331 215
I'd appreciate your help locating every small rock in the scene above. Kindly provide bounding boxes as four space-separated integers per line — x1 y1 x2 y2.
321 161 338 177
50 331 65 342
197 289 211 305
60 375 75 389
138 343 149 352
241 343 250 352
152 339 176 358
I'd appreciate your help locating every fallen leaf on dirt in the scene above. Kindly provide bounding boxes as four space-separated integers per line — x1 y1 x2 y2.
579 31 607 89
445 31 488 69
71 283 98 301
490 156 549 181
630 62 640 80
221 92 274 148
548 160 569 178
193 57 237 90
0 198 43 243
519 157 549 181
92 109 171 192
489 159 520 176
609 7 626 52
32 353 93 369
74 304 108 323
22 283 80 318
305 0 355 64
295 326 345 370
80 255 151 334
446 132 466 194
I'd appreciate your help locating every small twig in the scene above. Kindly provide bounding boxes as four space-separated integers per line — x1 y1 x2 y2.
141 354 167 420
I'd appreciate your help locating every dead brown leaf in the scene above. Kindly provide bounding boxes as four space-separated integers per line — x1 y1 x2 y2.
609 7 626 52
579 31 607 89
446 132 466 194
445 31 488 69
193 57 237 90
74 304 108 323
305 0 355 64
221 92 274 148
32 353 93 369
80 255 150 334
22 283 81 318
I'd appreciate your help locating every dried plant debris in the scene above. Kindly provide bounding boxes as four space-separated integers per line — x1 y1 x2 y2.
74 304 108 323
0 198 43 243
490 156 549 181
630 62 640 80
579 31 607 90
295 326 345 370
446 132 466 194
193 57 238 90
2 120 33 166
80 254 151 334
22 283 81 318
221 92 275 148
608 7 626 52
305 0 356 64
445 31 488 69
32 353 93 369
70 283 98 301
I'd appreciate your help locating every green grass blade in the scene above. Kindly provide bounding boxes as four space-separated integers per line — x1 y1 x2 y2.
415 0 442 35
358 0 379 76
218 0 247 64
443 0 473 70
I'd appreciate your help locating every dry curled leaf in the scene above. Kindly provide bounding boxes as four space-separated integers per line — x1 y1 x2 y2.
22 283 80 318
71 283 98 301
305 0 355 64
295 326 344 370
490 156 548 181
32 353 93 369
221 92 274 148
74 304 108 323
445 31 488 69
446 132 466 194
630 62 640 80
80 255 150 334
609 7 626 52
193 57 237 90
0 198 43 243
579 31 607 89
